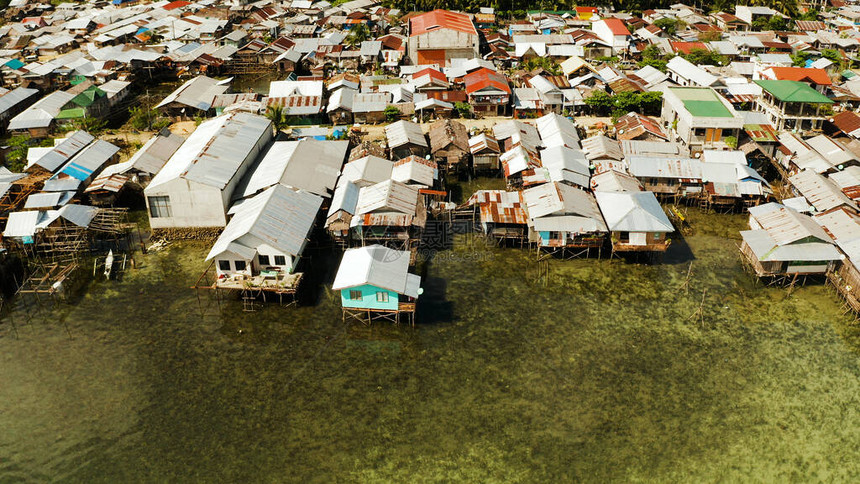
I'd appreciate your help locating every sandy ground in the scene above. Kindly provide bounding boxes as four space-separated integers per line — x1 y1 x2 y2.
169 120 198 136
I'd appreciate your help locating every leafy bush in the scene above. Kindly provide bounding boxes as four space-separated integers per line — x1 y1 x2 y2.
384 105 400 122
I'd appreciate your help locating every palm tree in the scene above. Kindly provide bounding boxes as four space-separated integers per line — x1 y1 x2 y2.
344 23 369 49
266 105 286 135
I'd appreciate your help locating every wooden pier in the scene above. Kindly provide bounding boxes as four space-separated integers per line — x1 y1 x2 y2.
342 302 416 327
192 261 304 311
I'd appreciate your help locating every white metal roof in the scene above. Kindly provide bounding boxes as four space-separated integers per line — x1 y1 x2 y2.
207 184 323 261
8 91 75 130
594 191 674 233
385 120 427 149
327 179 360 218
789 170 857 213
748 202 832 245
340 155 393 187
355 179 419 216
29 131 95 173
237 139 347 200
147 112 271 192
155 75 229 111
332 244 420 297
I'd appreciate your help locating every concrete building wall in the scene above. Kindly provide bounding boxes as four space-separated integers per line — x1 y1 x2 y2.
408 29 479 65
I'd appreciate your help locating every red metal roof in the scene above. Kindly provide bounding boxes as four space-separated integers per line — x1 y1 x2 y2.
410 9 476 37
829 110 860 136
766 67 832 86
163 0 190 10
601 18 629 36
464 67 511 95
412 67 446 83
671 41 708 54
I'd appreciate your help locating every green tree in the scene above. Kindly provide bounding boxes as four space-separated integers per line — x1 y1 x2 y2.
384 105 400 122
638 91 663 115
584 90 613 116
638 58 668 72
522 56 562 75
73 116 107 134
613 91 641 113
724 135 738 149
654 17 681 36
641 44 662 60
4 135 30 172
821 49 842 64
792 51 813 67
345 23 370 49
454 102 472 119
266 105 286 134
683 48 727 66
129 106 159 131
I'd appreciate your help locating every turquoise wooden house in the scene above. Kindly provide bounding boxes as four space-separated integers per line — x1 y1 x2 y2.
332 244 421 325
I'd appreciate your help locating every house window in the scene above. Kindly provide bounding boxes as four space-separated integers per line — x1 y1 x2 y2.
234 260 247 271
376 291 389 302
274 255 286 266
653 233 662 240
218 260 230 271
148 196 171 218
349 290 363 300
258 255 270 266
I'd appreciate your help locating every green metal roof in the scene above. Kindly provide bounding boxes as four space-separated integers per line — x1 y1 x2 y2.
668 87 734 118
57 107 85 119
753 80 833 104
70 85 106 108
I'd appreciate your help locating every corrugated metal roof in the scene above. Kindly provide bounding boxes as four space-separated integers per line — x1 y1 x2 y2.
55 139 119 182
468 133 500 154
385 120 427 149
391 155 437 187
24 191 63 209
500 145 539 177
4 211 40 238
701 150 747 165
741 228 840 262
806 135 857 166
748 202 832 246
148 112 272 192
155 75 228 111
467 190 527 225
341 155 393 187
29 131 95 174
789 170 857 213
626 156 703 180
621 140 685 158
539 145 590 178
355 179 419 216
581 134 623 161
237 139 347 199
327 180 360 218
594 191 674 232
332 244 420 298
591 169 644 193
207 184 323 261
124 130 185 176
536 112 580 147
523 182 606 232
8 91 75 130
0 87 38 116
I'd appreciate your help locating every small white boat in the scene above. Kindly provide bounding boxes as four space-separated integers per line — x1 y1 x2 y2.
104 250 114 280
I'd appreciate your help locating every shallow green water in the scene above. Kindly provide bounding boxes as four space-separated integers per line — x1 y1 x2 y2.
2 209 860 482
